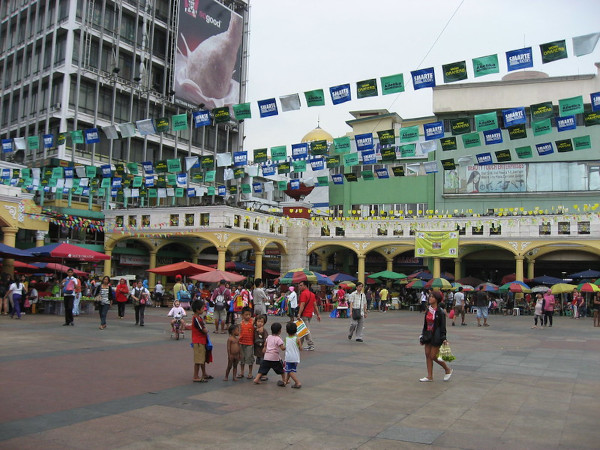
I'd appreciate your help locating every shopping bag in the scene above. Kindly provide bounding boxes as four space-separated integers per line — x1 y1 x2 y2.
439 342 456 362
294 319 309 338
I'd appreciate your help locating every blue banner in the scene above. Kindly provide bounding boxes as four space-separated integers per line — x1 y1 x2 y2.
483 128 503 145
43 134 54 148
502 107 527 126
64 167 74 178
217 185 227 196
332 174 344 184
423 121 444 141
142 161 154 174
177 173 187 185
101 165 112 177
84 128 100 144
2 169 11 179
362 150 376 165
506 47 533 71
411 67 436 90
233 151 248 167
112 177 122 188
291 143 309 160
476 152 493 165
192 110 211 127
262 165 276 176
290 179 300 190
375 168 389 179
257 98 278 118
2 139 13 153
82 187 90 197
591 92 600 112
252 182 263 193
309 158 325 171
556 115 576 132
111 188 118 197
187 188 196 197
536 142 554 156
355 133 374 151
329 83 351 104
145 176 155 187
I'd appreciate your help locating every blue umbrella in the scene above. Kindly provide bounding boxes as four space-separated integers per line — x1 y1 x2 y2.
0 243 33 258
532 275 565 285
316 272 334 286
328 272 358 283
568 269 600 279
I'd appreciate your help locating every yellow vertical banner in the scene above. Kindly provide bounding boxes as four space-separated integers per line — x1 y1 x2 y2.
414 231 459 258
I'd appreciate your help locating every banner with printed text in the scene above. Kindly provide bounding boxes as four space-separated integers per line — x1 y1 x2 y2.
414 231 459 258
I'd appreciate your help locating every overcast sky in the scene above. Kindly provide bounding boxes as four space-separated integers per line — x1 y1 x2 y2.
242 0 600 152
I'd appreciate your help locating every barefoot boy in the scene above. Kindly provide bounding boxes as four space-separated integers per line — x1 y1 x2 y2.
224 324 241 381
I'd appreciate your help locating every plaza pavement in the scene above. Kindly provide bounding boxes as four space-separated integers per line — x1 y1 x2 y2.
0 306 599 449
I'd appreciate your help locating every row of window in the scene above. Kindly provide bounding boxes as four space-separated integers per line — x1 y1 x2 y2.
330 204 429 218
0 79 61 126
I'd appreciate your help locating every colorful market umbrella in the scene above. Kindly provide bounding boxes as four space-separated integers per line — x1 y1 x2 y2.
476 282 499 292
25 242 110 261
532 286 550 293
577 282 600 293
279 269 333 286
339 281 356 290
425 278 453 290
550 283 578 294
189 270 246 284
461 285 475 292
499 281 531 293
328 272 358 283
408 270 432 280
451 282 463 291
368 270 407 280
595 279 600 287
147 261 215 277
406 279 427 290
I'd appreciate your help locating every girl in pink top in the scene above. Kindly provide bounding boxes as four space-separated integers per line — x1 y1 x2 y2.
253 322 286 385
543 292 555 327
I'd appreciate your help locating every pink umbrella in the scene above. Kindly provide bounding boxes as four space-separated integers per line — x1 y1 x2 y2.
190 270 246 284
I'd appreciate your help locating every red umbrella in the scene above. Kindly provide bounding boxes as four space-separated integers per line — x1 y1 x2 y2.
147 261 215 277
10 261 40 272
33 262 88 276
26 242 110 261
190 270 246 283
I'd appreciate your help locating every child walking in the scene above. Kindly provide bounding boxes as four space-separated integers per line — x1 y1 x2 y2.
191 300 213 382
532 293 544 329
282 321 302 388
238 307 255 379
224 324 241 381
253 322 286 385
254 315 269 381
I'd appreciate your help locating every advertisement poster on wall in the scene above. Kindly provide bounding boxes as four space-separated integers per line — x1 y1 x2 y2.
174 0 243 109
444 164 527 193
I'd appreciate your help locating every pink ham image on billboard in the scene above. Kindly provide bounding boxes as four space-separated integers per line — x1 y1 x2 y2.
175 0 243 108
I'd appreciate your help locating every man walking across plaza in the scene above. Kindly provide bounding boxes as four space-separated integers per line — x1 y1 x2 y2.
62 269 79 326
211 279 231 333
297 280 321 351
453 287 466 326
348 282 367 342
379 285 389 312
252 278 268 316
475 286 490 327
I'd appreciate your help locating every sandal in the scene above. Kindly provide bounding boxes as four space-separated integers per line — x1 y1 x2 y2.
246 375 253 379
291 384 302 389
193 378 208 383
277 380 286 387
205 375 214 379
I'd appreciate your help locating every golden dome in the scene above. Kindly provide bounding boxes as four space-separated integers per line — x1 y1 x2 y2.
301 126 334 143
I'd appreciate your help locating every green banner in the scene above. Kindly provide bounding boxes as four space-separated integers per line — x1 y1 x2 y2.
559 96 584 116
377 129 395 145
51 167 63 178
462 132 481 148
515 145 533 159
361 170 374 180
167 159 181 173
326 155 341 168
132 176 142 187
172 113 188 131
127 162 138 175
530 101 554 121
253 148 268 163
356 78 378 98
278 180 288 190
166 174 177 186
474 112 498 131
233 167 245 179
440 137 457 151
344 173 358 182
292 160 306 172
205 170 216 182
472 54 499 77
573 135 591 150
278 162 290 174
241 184 251 194
114 163 125 175
508 124 527 140
155 160 168 173
584 111 600 126
333 136 351 154
207 187 215 195
155 117 170 133
156 175 166 188
400 126 419 142
441 159 456 170
175 188 184 198
442 60 467 83
495 149 512 162
200 155 215 169
271 145 287 161
399 144 416 158
229 185 238 194
71 130 84 144
304 89 325 107
212 107 230 123
233 103 252 120
192 172 204 183
415 231 458 258
450 118 471 135
555 139 573 153
540 40 567 64
343 153 359 166
27 136 39 150
310 140 328 155
381 147 397 162
101 178 111 188
381 73 405 94
317 176 329 185
533 119 552 136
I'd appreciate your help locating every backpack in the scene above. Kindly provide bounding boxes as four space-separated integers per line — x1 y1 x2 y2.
178 290 191 301
233 293 244 312
64 279 76 294
214 290 226 310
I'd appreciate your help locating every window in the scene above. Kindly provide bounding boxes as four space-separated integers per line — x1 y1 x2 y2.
185 214 194 226
539 222 551 235
128 215 137 227
578 221 590 235
557 222 570 235
142 215 150 227
489 224 501 235
169 214 179 226
335 227 345 236
472 225 483 235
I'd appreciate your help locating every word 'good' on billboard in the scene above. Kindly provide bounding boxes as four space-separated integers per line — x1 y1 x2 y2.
175 0 243 109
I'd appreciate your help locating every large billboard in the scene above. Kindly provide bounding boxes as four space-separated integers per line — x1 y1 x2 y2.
175 0 243 109
444 164 527 194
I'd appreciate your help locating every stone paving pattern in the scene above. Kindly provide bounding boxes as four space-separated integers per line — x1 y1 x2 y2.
0 307 599 449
